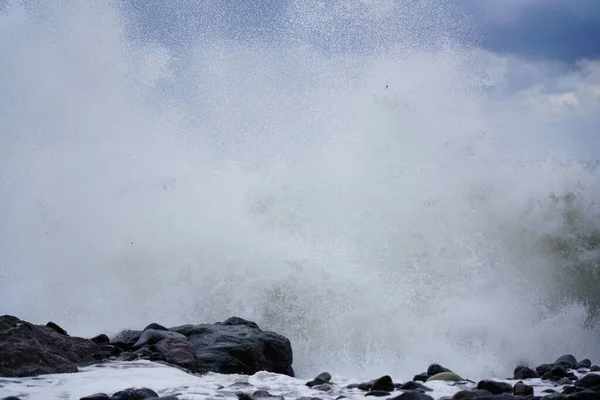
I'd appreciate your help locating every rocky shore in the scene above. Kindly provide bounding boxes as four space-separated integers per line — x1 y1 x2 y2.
1 315 599 400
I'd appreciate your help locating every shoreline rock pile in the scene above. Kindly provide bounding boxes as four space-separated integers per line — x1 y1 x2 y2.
2 315 600 400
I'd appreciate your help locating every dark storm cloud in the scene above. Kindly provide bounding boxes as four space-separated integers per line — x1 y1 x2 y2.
459 0 600 62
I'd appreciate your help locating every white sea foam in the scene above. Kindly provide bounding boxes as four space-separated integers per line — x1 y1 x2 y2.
1 361 594 400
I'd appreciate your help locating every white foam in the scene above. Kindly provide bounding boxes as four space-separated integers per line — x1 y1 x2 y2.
3 361 593 400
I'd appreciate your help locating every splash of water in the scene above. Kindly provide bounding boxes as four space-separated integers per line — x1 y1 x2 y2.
1 0 599 380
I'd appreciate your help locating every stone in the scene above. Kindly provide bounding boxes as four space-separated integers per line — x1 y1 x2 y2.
451 390 492 400
575 360 593 369
390 391 434 400
155 338 198 371
592 366 600 372
426 372 463 382
476 380 513 395
366 391 392 397
555 355 578 369
110 387 159 399
171 317 294 376
371 375 394 392
413 374 429 382
399 382 433 392
427 364 452 376
0 315 105 377
575 374 600 388
536 363 556 375
111 330 142 352
513 365 540 379
90 334 110 345
306 372 332 387
80 394 111 400
143 323 169 332
513 381 533 396
132 329 186 349
46 321 67 335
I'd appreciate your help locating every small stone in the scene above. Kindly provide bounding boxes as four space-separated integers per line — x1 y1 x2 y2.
426 372 463 382
575 359 592 369
46 321 68 335
451 390 491 400
80 394 110 400
111 387 159 399
90 334 110 344
371 376 394 392
413 374 429 382
366 391 392 397
143 323 169 332
513 365 540 379
399 382 433 392
555 355 578 369
513 382 533 396
390 391 433 400
306 372 332 388
476 380 513 395
575 374 600 388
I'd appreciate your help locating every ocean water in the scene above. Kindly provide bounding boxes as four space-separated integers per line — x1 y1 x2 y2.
1 0 600 384
0 360 594 400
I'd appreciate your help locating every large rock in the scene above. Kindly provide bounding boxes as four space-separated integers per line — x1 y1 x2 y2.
0 315 105 377
170 316 294 376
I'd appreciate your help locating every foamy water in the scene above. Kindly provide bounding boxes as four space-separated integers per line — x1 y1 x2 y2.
1 360 592 400
1 0 599 383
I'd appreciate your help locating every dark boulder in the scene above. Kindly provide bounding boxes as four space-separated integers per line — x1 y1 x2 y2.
170 317 294 376
111 330 142 352
0 315 105 377
90 334 110 345
575 374 600 388
399 382 433 392
132 329 187 350
46 321 68 335
143 323 169 332
556 355 578 369
536 363 556 375
592 366 600 372
155 338 198 371
366 391 392 397
576 360 593 369
476 380 513 395
371 375 394 392
390 391 434 400
307 372 332 387
110 387 159 399
451 390 491 400
413 373 429 382
427 364 452 376
513 365 540 379
513 381 534 396
80 394 110 400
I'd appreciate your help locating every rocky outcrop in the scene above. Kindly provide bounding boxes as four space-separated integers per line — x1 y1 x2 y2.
0 315 105 377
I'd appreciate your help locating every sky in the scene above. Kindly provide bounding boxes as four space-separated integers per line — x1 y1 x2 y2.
121 0 600 158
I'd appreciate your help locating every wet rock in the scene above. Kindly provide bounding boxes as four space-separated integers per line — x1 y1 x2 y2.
413 374 430 382
311 383 334 392
476 380 513 395
296 397 324 400
90 334 110 345
568 389 600 400
111 387 159 400
513 381 534 396
556 355 578 369
426 372 463 382
155 338 198 371
575 374 600 388
307 372 332 387
390 391 434 400
111 330 142 352
371 376 394 392
591 366 600 372
46 321 68 335
100 344 121 358
80 394 110 400
575 360 592 369
2 397 24 400
536 364 556 375
427 364 452 376
514 365 540 380
558 377 574 385
366 391 392 397
543 365 568 381
253 390 284 400
143 323 169 332
171 317 294 376
0 315 105 377
451 389 492 400
132 329 186 349
399 382 433 392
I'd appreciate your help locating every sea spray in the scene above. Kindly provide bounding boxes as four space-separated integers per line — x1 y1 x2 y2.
1 0 599 381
